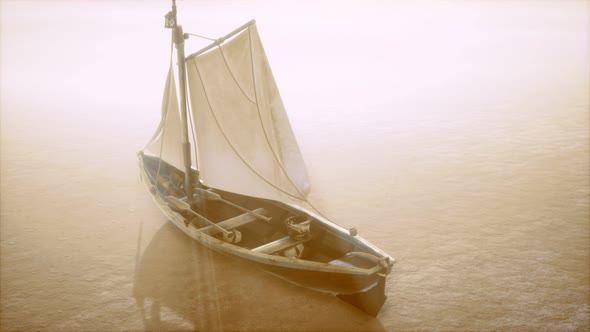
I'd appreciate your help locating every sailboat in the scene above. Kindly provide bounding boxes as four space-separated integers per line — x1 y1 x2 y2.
138 1 395 316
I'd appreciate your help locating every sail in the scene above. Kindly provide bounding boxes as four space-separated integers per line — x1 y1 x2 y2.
143 68 185 172
185 23 310 203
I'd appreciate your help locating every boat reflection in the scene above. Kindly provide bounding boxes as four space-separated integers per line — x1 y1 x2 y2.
133 222 386 331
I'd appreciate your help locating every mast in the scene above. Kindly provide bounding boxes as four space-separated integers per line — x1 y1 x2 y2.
165 0 194 201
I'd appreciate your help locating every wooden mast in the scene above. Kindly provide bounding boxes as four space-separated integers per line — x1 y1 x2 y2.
165 0 194 202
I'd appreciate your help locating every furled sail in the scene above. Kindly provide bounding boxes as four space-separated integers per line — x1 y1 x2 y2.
185 23 310 203
143 68 185 172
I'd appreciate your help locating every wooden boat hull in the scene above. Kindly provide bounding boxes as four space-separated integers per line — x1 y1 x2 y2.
137 152 394 315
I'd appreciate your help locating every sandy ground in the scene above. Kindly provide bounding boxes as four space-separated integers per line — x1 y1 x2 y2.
1 1 589 331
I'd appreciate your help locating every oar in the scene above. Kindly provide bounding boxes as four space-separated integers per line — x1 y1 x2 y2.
166 196 234 238
193 188 272 223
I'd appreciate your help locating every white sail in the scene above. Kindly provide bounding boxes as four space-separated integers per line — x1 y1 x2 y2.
143 68 185 172
185 23 310 203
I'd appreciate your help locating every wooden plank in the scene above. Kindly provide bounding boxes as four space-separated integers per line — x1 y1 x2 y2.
199 208 269 235
252 236 307 254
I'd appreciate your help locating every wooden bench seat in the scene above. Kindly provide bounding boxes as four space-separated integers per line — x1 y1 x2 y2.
199 208 269 236
252 236 310 254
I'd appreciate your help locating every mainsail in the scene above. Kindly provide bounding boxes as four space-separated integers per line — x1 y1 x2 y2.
185 23 310 203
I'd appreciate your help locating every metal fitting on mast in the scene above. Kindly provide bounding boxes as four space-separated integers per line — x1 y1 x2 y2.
164 0 177 28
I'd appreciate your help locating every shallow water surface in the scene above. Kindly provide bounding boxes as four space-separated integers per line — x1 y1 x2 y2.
1 1 588 331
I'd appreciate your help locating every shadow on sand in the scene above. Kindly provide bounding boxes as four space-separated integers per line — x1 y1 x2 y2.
133 222 386 331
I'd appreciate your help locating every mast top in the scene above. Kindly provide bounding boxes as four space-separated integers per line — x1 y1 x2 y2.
164 0 177 29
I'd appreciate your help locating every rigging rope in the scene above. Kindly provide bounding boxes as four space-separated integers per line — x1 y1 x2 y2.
185 32 216 41
186 78 200 176
150 38 175 195
245 27 328 219
140 27 332 221
190 58 305 201
142 39 174 151
189 30 329 219
246 27 306 196
218 45 257 104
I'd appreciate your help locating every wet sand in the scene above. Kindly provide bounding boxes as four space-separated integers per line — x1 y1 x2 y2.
1 1 589 331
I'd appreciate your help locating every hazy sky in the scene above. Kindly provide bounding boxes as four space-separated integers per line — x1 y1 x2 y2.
2 1 587 128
